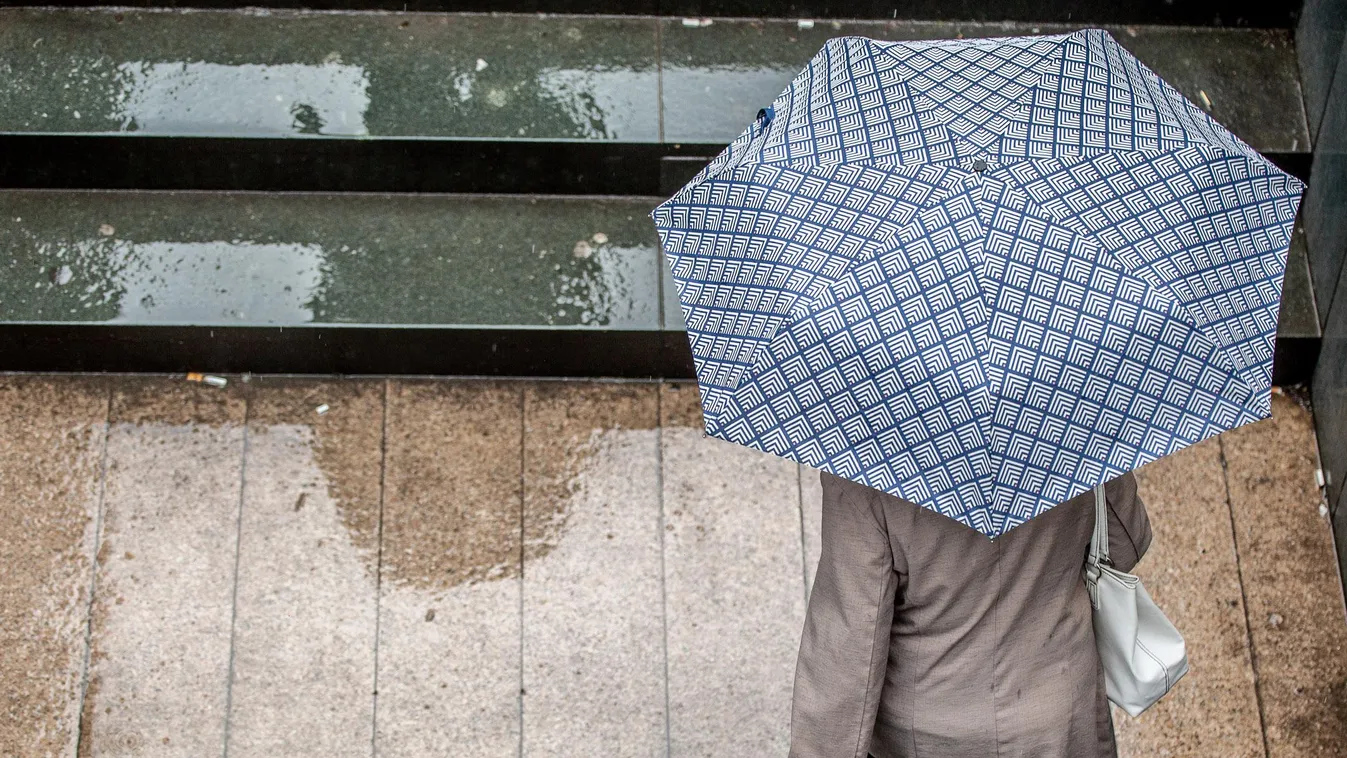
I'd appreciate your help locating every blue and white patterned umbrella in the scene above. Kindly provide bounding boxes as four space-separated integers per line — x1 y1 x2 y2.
651 29 1305 537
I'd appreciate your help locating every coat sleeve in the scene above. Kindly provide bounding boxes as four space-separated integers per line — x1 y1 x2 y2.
1103 471 1151 572
790 478 900 758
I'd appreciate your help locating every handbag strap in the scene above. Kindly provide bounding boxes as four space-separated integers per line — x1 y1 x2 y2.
1089 483 1110 568
1086 484 1109 609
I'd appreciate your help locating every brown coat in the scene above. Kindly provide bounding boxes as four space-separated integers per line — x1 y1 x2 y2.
790 471 1151 758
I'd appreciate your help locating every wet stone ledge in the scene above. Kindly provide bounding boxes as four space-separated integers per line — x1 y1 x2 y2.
0 187 1317 381
0 190 691 376
0 12 1311 193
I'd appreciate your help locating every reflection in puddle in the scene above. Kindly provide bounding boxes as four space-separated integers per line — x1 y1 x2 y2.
536 67 660 140
80 240 327 324
553 244 660 326
24 238 328 324
111 61 370 136
109 240 325 324
660 64 800 142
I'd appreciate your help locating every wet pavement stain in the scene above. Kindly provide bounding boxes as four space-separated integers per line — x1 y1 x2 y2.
250 379 385 583
522 382 657 566
0 376 107 758
381 380 523 592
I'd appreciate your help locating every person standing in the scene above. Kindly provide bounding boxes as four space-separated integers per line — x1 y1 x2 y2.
790 471 1151 758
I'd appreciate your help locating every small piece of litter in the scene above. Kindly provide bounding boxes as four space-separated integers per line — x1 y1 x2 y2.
315 403 330 415
1315 468 1326 488
1267 613 1284 628
50 265 73 286
573 240 593 258
425 608 436 622
98 223 115 236
681 17 713 27
797 19 815 29
1198 90 1212 110
476 58 488 72
294 492 308 512
186 372 228 388
591 232 608 245
1272 386 1284 395
1320 503 1330 518
1125 26 1138 37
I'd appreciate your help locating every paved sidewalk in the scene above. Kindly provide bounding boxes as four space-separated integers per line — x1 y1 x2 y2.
0 375 1344 757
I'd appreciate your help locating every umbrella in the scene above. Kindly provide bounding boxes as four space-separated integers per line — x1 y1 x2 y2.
651 29 1305 537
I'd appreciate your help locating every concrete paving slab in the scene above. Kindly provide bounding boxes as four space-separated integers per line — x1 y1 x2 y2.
1118 439 1265 758
82 378 245 758
1222 393 1347 757
225 379 383 757
799 465 823 600
0 376 107 758
375 380 522 758
658 382 805 757
521 382 664 757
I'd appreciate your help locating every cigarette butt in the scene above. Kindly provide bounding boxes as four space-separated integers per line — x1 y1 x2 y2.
315 404 330 415
186 372 227 388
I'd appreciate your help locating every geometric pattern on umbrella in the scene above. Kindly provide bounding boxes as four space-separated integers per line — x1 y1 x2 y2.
652 29 1305 536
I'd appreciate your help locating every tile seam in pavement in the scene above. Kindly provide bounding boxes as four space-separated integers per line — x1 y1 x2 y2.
371 378 389 758
656 389 672 758
518 385 526 758
1218 436 1271 758
797 465 808 606
72 382 112 755
221 389 253 758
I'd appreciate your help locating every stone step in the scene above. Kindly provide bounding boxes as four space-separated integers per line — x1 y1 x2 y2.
0 189 1319 382
12 1 1298 26
0 11 1311 194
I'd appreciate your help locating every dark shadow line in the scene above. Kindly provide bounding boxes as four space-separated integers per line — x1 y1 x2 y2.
371 378 391 757
1218 435 1272 758
221 382 253 758
73 379 114 755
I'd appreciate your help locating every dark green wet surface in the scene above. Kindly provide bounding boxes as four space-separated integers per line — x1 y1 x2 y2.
0 191 663 328
0 11 1307 153
1280 219 1320 339
0 9 659 141
661 260 686 331
660 19 1308 152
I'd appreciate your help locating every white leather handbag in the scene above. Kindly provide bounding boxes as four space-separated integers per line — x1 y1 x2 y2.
1085 484 1189 717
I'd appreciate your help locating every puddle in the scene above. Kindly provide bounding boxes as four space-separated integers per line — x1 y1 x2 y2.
111 60 371 136
535 66 660 140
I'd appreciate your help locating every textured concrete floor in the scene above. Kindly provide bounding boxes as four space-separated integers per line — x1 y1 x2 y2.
0 375 1343 758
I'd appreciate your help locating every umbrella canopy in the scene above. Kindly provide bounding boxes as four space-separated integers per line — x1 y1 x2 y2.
652 29 1305 537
